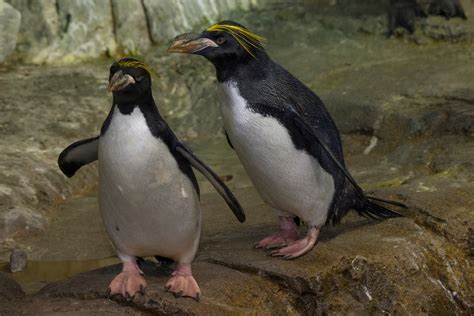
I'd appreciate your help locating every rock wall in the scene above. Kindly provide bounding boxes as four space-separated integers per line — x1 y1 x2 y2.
3 0 262 64
0 1 21 63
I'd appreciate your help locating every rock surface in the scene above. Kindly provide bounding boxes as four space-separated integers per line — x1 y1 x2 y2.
1 187 472 314
0 272 24 302
7 0 473 65
5 0 264 64
142 0 261 44
8 0 116 64
111 0 151 55
0 1 21 63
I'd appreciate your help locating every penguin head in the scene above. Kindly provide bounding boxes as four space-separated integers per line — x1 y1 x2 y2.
108 58 154 104
168 21 267 80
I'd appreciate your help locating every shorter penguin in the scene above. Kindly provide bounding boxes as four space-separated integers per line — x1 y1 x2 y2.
428 0 467 20
58 58 245 301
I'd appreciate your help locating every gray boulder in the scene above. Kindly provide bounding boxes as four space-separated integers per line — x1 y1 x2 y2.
9 249 27 273
111 0 151 55
6 0 264 64
142 0 262 44
0 0 21 63
8 0 116 64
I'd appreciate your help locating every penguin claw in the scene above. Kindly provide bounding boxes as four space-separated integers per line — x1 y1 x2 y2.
265 242 287 250
255 217 299 249
165 266 201 300
105 288 111 298
270 227 320 259
107 261 148 301
270 250 284 257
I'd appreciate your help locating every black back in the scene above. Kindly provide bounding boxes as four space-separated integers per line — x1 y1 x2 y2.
225 56 358 223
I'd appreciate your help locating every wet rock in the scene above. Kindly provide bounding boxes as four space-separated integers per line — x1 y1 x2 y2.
111 0 151 55
0 272 25 301
0 207 47 239
19 297 147 315
0 0 21 63
37 260 295 314
9 249 27 272
199 188 473 314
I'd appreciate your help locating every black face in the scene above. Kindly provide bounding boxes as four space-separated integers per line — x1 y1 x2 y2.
168 21 266 65
108 58 152 104
193 31 250 62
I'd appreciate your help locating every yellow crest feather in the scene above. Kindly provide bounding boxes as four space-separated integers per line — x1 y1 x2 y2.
117 60 159 78
206 23 265 58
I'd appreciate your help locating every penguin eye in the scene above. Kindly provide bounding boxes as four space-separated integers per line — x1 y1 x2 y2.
216 37 226 45
135 75 145 82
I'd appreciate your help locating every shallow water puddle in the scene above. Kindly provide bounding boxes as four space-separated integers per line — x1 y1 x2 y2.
2 257 119 290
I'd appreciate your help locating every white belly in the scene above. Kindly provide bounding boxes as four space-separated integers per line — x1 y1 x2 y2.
220 82 335 227
98 107 200 261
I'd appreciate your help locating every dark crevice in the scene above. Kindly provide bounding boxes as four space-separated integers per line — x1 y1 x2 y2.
205 258 321 314
63 14 72 34
140 0 154 44
408 203 469 253
109 0 118 44
444 95 474 106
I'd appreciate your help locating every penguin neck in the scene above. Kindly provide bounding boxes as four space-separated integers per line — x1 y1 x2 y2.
212 52 271 83
114 90 160 116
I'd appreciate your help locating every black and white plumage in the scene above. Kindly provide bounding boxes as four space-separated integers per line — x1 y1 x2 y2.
58 58 244 300
169 21 405 259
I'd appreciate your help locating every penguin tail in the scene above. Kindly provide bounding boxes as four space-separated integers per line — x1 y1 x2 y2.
356 195 406 220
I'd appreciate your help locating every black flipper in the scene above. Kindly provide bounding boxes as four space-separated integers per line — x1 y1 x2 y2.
175 144 246 223
272 104 406 218
58 136 99 177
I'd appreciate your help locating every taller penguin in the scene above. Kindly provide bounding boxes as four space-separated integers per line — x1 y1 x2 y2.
58 58 245 300
168 21 405 259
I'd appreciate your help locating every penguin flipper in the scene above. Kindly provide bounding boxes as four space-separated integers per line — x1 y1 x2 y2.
58 136 99 177
175 144 246 223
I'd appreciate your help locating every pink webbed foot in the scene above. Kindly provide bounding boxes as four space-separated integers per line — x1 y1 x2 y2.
255 216 299 249
271 226 320 259
165 263 201 301
107 260 147 300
